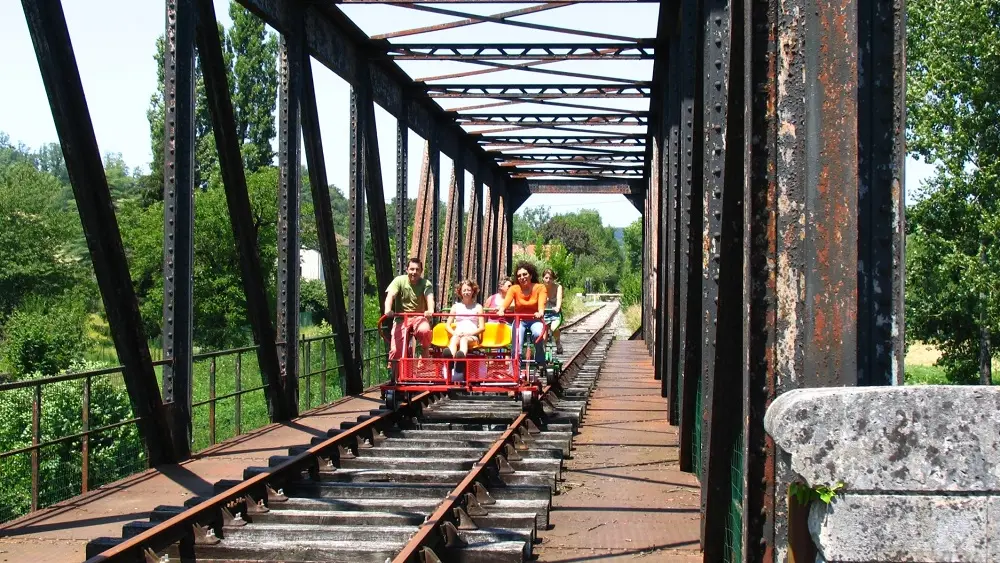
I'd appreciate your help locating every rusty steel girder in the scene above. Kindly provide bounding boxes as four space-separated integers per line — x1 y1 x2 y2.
386 43 655 60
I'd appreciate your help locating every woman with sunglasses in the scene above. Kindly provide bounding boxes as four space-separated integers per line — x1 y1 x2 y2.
498 261 548 375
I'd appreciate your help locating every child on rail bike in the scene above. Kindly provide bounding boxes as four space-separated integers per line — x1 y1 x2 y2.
443 280 486 381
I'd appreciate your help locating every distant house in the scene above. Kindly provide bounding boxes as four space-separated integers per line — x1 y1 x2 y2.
300 248 324 281
512 243 555 258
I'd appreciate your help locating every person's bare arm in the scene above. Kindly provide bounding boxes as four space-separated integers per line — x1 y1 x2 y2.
425 293 435 318
555 284 563 312
445 304 457 335
474 305 486 336
384 289 396 315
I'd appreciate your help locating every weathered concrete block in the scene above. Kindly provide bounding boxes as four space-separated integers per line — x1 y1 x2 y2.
764 386 1000 491
808 493 996 562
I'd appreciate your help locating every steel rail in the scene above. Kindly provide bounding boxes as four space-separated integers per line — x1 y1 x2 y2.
83 392 432 563
391 303 615 561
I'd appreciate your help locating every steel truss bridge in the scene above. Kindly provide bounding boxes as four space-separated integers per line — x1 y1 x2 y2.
14 0 905 560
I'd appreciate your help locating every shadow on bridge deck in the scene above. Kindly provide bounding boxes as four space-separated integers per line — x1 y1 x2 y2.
536 340 701 562
0 390 385 562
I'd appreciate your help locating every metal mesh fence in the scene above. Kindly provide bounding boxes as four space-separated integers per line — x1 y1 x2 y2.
0 369 146 524
724 424 745 562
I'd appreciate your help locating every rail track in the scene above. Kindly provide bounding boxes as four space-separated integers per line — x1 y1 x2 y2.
85 302 619 563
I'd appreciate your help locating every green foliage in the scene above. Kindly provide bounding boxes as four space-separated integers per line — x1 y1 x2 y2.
538 210 624 291
0 363 143 523
1 297 87 379
789 482 844 506
300 278 330 323
904 364 950 385
619 270 642 307
622 219 642 271
0 159 84 320
905 0 1000 383
225 2 279 172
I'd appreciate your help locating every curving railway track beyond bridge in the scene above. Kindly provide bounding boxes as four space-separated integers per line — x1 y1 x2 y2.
85 303 619 563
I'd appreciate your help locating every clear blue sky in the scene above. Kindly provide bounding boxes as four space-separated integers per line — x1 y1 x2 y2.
0 1 930 228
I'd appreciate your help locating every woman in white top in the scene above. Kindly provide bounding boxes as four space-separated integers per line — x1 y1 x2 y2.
444 279 485 359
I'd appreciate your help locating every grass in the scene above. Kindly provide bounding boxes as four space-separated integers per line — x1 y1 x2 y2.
624 303 642 335
903 341 1000 385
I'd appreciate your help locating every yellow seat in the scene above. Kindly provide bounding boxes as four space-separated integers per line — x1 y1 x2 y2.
480 322 512 348
431 323 452 348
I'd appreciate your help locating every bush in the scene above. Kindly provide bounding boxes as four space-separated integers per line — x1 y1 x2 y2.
1 296 86 379
619 271 642 307
0 361 143 523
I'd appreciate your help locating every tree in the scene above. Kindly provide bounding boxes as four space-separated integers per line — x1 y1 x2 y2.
225 2 279 172
0 161 83 320
145 2 278 194
906 0 1000 383
622 218 642 271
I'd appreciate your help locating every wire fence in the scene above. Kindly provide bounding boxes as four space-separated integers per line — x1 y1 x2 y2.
0 328 391 525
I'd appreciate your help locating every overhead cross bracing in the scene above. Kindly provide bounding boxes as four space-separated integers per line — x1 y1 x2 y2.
336 0 659 188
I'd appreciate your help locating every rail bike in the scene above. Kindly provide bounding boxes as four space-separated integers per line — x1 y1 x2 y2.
541 308 564 385
378 312 547 411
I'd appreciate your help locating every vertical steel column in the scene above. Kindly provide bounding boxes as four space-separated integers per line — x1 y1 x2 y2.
746 0 863 558
348 84 366 394
454 159 465 282
473 177 484 292
277 21 303 418
857 0 906 386
409 143 433 266
194 0 287 421
677 0 705 474
665 26 682 416
700 0 750 555
746 0 779 558
358 65 394 295
483 186 499 294
438 169 457 303
395 109 409 274
429 137 441 299
498 190 512 276
300 60 360 397
22 0 176 463
161 0 196 458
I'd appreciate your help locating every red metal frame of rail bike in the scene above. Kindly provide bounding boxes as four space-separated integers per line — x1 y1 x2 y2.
378 312 546 396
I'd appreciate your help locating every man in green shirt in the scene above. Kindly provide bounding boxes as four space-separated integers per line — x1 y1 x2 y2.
384 257 435 360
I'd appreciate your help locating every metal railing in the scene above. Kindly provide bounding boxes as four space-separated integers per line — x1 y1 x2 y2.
0 328 391 525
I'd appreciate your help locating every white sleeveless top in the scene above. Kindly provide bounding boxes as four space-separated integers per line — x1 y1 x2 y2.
453 302 480 332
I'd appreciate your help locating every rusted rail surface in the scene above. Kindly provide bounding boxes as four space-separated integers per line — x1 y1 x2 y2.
83 391 430 562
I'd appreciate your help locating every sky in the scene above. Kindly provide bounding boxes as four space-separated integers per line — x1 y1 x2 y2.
0 1 931 229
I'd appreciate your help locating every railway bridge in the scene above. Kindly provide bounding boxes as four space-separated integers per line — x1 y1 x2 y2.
2 0 907 561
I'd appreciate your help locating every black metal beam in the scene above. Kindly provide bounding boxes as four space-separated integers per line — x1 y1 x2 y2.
386 43 655 60
455 156 466 281
426 84 651 99
357 63 394 295
525 179 642 194
395 108 409 273
277 12 305 418
457 114 649 126
429 137 441 302
857 0 906 386
161 0 196 459
676 0 704 476
348 83 366 395
700 0 748 556
21 0 177 464
300 59 361 399
492 152 646 162
195 0 289 421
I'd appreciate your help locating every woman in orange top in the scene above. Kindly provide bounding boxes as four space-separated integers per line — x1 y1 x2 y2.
499 261 548 373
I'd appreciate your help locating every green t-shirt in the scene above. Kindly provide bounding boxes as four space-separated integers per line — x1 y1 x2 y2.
388 275 433 318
